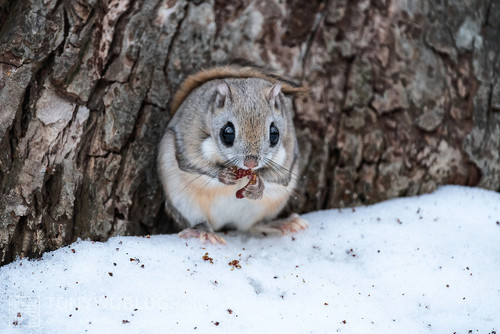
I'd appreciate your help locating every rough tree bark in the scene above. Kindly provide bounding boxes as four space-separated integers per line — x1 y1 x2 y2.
0 0 499 265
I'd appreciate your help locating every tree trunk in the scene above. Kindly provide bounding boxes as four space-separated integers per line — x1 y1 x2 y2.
1 0 499 265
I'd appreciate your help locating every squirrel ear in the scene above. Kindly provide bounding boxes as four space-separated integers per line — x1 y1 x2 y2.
215 81 231 108
267 82 282 109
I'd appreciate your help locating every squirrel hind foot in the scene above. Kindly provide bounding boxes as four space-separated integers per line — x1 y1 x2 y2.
279 213 309 234
178 228 227 245
251 213 309 236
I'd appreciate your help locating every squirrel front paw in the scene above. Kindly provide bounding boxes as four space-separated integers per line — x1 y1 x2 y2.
218 168 237 185
239 175 264 200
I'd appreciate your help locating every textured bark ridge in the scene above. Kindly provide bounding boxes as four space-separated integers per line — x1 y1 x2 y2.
0 0 499 264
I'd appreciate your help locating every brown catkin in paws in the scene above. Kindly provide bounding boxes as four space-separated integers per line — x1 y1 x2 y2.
231 167 258 199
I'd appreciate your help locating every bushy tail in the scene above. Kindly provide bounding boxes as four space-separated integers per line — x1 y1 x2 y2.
170 65 309 114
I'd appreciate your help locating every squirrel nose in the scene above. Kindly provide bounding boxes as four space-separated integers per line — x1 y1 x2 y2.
243 156 258 169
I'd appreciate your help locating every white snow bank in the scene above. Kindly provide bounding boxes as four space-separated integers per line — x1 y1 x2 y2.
1 186 499 333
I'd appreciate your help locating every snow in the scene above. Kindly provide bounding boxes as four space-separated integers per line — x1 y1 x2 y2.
1 186 499 333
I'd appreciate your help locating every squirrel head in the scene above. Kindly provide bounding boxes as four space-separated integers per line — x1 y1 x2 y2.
203 78 291 171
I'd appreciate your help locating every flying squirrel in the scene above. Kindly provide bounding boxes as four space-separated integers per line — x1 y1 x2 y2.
157 65 309 244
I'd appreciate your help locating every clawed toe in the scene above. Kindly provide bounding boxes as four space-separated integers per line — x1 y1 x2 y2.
178 228 226 245
250 213 309 236
280 214 309 234
199 231 226 245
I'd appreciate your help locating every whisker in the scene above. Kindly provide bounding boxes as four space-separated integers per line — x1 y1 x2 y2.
170 156 244 199
261 158 305 200
272 159 300 178
166 161 220 196
262 157 301 182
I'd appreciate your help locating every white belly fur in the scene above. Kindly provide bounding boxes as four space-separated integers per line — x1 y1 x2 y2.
158 131 294 231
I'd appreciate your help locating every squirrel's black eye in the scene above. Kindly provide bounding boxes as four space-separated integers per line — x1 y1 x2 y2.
270 123 279 147
220 122 235 147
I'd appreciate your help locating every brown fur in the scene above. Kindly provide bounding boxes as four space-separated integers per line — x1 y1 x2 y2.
170 65 309 114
